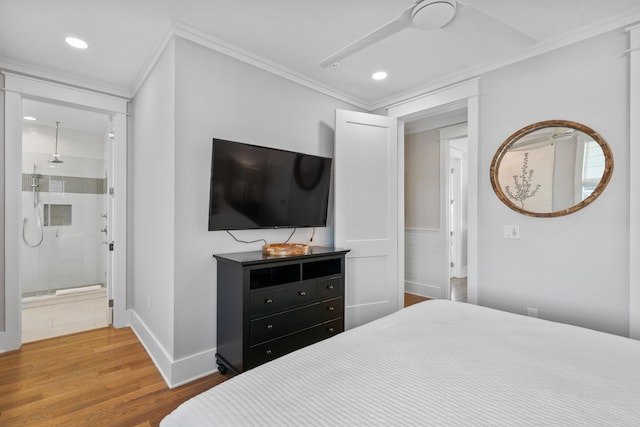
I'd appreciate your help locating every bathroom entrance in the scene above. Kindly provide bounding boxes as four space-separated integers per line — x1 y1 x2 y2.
20 99 113 342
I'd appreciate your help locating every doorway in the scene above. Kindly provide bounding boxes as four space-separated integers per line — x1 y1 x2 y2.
334 78 478 321
1 72 128 353
20 99 113 342
403 110 468 302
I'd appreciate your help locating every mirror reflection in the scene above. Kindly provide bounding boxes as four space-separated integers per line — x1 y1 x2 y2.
490 120 613 217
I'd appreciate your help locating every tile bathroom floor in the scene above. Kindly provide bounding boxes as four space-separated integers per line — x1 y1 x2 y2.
22 289 109 343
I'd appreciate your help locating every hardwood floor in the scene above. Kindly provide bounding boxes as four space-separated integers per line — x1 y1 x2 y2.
404 292 430 307
0 327 226 427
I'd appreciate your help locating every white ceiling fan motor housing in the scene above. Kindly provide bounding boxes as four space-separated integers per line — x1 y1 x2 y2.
411 0 457 30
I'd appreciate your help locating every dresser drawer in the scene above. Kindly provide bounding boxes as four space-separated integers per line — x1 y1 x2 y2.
249 288 286 316
316 276 342 299
248 318 343 368
250 298 343 345
284 281 317 308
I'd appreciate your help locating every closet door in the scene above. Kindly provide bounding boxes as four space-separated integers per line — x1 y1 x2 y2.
334 109 399 329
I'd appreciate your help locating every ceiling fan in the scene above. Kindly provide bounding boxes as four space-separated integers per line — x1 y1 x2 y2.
320 0 458 68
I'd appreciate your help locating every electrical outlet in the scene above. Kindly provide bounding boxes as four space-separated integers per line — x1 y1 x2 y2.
504 225 520 239
526 307 538 318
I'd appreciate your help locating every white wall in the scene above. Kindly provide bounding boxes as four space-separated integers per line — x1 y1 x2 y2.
478 29 629 335
130 35 363 385
130 37 176 368
405 129 440 229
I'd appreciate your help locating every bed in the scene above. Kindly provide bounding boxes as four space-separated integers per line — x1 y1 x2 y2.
161 300 640 426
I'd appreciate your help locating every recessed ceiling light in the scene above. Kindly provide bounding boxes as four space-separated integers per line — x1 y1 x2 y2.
372 71 388 80
65 36 88 49
23 116 37 121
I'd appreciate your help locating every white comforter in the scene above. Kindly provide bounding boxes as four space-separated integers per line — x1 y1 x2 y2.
161 300 640 426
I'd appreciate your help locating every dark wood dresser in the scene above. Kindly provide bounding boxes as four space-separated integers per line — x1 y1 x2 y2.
213 246 349 375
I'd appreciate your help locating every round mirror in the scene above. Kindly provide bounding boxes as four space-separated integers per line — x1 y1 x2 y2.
490 120 613 217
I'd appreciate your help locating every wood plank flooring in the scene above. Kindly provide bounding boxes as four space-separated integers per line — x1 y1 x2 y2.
404 292 430 307
1 293 432 426
0 327 226 426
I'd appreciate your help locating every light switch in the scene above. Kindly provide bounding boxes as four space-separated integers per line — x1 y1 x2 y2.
503 225 520 239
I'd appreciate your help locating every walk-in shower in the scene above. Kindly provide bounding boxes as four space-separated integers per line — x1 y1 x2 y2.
16 95 117 343
21 108 110 301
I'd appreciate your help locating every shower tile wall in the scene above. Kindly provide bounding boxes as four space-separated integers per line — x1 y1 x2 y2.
21 123 107 296
21 174 106 194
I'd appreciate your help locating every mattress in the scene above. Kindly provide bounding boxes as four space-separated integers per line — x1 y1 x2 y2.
161 300 640 426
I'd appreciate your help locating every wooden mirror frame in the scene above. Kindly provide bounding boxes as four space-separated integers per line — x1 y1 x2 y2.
490 120 614 218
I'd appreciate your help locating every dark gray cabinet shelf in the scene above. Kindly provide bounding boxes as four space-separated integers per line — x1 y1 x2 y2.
213 246 349 375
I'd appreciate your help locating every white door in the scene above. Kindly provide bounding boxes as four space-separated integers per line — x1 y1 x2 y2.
334 109 399 330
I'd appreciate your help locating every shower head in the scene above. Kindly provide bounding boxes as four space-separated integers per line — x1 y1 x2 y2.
48 155 63 164
48 121 64 164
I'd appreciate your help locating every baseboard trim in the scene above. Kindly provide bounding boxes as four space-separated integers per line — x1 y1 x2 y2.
171 349 219 389
405 280 441 299
453 267 468 278
129 311 173 387
130 310 218 388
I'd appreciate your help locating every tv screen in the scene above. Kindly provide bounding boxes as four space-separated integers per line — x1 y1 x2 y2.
208 138 332 231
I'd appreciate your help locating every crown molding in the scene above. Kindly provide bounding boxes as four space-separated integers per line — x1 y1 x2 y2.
129 23 175 97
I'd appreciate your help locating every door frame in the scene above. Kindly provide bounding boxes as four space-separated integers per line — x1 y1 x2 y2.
445 134 468 281
1 72 129 352
387 78 479 306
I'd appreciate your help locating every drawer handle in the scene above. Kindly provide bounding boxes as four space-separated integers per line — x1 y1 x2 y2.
266 349 272 355
298 291 306 296
266 324 274 330
328 327 335 332
327 284 335 290
328 306 335 311
265 298 273 304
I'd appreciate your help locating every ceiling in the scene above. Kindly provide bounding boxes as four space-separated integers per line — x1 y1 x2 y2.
2 0 640 114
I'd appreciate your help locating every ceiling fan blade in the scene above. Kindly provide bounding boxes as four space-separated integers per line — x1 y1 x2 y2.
320 5 414 67
552 129 576 140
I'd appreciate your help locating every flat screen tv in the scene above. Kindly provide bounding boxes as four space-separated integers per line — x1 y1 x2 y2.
208 138 332 231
